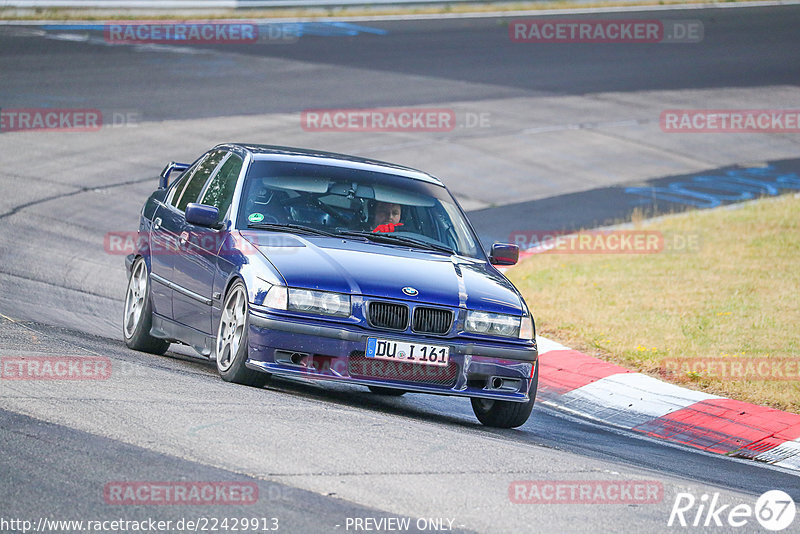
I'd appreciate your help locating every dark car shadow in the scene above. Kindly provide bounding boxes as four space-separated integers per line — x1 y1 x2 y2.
161 344 547 439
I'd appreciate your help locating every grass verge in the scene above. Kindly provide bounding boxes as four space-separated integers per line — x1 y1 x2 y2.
507 193 800 413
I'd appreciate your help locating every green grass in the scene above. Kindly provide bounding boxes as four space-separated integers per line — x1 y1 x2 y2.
508 194 800 413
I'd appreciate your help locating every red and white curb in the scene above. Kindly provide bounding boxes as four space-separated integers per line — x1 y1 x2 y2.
534 336 800 472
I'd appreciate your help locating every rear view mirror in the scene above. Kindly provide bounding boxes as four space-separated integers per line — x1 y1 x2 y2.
185 203 221 229
489 243 520 266
159 161 190 189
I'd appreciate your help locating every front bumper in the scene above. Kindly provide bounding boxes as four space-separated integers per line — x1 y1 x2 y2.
245 310 538 402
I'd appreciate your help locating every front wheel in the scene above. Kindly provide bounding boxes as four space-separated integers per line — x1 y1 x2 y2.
471 364 538 428
215 281 269 388
123 257 169 355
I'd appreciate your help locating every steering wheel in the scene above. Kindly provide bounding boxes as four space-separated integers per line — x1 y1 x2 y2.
283 194 351 227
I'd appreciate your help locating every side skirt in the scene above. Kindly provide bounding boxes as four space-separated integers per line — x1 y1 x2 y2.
151 313 215 358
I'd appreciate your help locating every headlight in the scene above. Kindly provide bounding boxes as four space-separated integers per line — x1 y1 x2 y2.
464 310 521 338
288 288 350 317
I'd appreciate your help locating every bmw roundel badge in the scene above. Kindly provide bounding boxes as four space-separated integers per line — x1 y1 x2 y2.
402 287 419 296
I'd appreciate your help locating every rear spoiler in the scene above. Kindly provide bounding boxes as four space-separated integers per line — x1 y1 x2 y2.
159 161 190 189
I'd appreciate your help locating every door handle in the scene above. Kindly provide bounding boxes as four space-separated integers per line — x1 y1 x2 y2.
153 217 162 230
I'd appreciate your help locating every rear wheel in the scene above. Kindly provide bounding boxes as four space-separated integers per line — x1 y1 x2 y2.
471 364 538 428
215 281 269 388
368 386 406 396
123 257 169 355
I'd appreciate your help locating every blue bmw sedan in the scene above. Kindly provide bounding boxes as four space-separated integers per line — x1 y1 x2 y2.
124 144 538 428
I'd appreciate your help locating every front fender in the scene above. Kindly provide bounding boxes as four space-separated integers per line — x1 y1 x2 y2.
211 231 286 333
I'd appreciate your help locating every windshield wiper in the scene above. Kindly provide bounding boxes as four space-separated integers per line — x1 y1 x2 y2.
247 223 339 238
335 230 455 255
247 224 454 254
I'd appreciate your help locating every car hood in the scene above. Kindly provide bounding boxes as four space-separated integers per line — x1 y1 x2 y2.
241 232 523 315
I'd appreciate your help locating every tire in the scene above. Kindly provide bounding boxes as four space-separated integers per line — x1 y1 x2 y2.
471 364 538 428
215 281 269 388
123 257 170 355
368 386 406 396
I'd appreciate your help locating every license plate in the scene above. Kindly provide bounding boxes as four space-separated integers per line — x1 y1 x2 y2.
365 338 450 367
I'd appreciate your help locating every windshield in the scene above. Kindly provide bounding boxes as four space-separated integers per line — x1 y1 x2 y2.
237 160 484 259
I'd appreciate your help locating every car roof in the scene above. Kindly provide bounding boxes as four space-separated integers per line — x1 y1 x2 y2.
215 143 444 186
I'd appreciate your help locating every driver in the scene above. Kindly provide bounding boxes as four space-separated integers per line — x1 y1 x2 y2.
371 201 403 233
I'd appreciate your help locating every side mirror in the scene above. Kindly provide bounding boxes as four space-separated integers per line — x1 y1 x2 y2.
185 203 221 229
489 243 519 266
159 161 190 189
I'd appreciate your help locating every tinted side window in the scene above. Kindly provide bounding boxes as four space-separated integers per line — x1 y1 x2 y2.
200 154 243 222
164 162 197 207
171 150 226 212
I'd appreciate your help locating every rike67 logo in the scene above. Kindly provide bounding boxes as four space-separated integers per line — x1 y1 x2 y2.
668 490 796 530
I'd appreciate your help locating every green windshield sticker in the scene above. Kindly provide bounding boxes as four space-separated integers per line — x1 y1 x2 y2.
248 213 264 223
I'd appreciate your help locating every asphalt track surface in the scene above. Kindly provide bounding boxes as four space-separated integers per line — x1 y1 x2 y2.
2 7 800 119
1 5 800 533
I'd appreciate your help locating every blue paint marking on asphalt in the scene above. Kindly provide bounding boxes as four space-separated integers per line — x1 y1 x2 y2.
42 25 105 31
269 22 388 37
41 22 388 38
625 165 800 209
